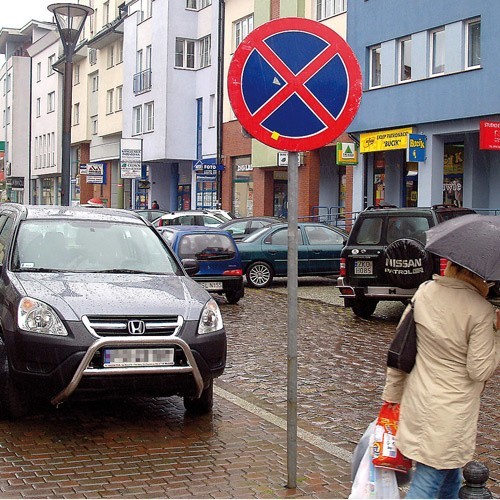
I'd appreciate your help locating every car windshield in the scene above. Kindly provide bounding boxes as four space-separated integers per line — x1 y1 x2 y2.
12 220 180 274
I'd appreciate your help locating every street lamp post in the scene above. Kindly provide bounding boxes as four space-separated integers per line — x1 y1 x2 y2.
48 3 94 206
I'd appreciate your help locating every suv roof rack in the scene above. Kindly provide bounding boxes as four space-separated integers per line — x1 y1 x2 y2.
431 204 462 210
365 204 398 210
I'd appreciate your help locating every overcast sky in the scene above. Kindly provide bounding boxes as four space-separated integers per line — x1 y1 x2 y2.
2 0 54 29
1 0 55 64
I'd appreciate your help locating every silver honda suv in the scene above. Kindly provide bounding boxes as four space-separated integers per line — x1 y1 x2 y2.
0 204 226 419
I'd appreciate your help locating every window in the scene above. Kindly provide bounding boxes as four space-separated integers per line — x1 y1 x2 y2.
89 48 97 66
73 103 80 125
146 45 152 69
466 19 481 68
47 91 55 113
136 49 143 72
199 35 211 68
116 85 123 111
116 42 123 64
103 1 109 24
91 115 98 135
106 89 114 114
5 73 11 93
369 45 381 88
430 28 445 75
209 94 215 128
133 106 142 134
6 107 10 125
107 45 114 68
234 15 253 48
74 63 80 84
399 38 412 81
35 138 39 168
175 38 195 68
36 62 41 82
36 98 41 118
145 102 154 132
316 0 346 21
51 132 55 166
48 54 56 75
186 0 211 8
91 74 99 92
47 134 51 166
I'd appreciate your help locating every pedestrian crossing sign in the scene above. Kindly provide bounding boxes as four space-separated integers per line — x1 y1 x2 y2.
336 142 358 165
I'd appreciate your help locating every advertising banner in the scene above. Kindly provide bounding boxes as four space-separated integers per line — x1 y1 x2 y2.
360 127 414 153
120 138 143 178
479 121 500 150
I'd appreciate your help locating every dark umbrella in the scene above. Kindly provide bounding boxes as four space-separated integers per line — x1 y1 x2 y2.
425 214 500 281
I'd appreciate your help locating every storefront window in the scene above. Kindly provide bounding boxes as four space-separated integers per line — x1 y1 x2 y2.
232 157 253 218
443 143 464 207
404 162 418 207
338 166 346 217
273 178 287 217
177 184 191 210
373 153 385 206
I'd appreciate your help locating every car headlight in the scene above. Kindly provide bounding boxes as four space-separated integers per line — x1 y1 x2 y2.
198 298 223 334
18 297 68 336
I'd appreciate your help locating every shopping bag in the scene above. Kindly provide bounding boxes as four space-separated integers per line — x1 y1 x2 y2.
349 422 399 499
372 402 412 473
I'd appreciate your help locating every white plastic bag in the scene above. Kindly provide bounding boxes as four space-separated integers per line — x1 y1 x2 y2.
349 423 400 499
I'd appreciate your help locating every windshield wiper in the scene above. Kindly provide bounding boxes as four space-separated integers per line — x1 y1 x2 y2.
92 269 147 274
17 267 61 273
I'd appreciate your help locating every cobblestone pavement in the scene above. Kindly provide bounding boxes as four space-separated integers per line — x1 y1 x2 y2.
0 280 497 498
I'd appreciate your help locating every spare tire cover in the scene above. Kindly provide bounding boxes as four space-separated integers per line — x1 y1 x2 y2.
384 238 433 289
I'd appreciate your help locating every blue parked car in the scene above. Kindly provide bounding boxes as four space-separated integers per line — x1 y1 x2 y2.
158 226 245 304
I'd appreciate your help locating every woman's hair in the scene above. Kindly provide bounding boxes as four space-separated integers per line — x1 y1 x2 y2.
444 261 489 297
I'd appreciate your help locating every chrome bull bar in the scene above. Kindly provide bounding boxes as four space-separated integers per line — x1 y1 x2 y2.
51 336 204 406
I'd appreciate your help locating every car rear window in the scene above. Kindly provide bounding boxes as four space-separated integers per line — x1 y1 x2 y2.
178 234 236 260
386 216 430 244
354 218 383 244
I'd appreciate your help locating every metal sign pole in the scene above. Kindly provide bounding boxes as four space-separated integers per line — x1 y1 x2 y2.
287 150 299 489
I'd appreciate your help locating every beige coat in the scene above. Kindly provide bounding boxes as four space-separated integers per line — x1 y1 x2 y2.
382 275 499 469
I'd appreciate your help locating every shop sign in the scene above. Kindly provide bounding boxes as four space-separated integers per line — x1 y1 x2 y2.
196 173 217 182
120 138 143 178
7 177 24 190
406 134 426 162
336 142 358 165
360 127 414 153
236 164 253 172
192 158 224 173
84 163 106 184
479 121 500 150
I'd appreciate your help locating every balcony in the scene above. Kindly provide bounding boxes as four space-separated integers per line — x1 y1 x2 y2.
133 68 152 94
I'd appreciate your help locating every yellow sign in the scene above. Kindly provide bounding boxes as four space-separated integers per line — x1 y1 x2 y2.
360 127 414 153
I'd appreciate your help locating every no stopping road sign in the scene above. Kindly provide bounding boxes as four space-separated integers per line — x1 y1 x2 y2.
227 17 362 152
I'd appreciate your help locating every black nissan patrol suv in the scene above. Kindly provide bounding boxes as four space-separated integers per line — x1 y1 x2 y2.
336 205 476 318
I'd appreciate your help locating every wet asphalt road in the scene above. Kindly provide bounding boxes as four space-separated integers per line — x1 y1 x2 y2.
0 279 497 498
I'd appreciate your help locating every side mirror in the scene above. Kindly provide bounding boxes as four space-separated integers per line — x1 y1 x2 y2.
181 258 199 276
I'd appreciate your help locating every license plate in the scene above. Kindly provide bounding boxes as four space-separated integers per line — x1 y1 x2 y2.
200 281 223 291
103 348 174 367
354 260 373 275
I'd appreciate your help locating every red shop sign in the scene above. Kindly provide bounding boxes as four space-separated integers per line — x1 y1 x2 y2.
479 121 500 150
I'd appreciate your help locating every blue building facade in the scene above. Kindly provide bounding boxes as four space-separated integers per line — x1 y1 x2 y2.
346 0 500 213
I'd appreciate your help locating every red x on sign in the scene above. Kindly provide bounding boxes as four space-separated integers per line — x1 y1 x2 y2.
227 17 362 151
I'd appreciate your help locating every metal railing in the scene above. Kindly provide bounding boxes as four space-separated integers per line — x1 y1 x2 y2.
303 206 499 233
133 68 152 94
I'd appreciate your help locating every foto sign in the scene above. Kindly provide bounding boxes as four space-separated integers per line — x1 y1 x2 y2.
227 17 362 151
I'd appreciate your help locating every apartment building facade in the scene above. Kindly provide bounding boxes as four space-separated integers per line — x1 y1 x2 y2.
347 0 500 213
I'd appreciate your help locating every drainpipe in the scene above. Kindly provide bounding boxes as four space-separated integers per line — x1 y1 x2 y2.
216 0 225 209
